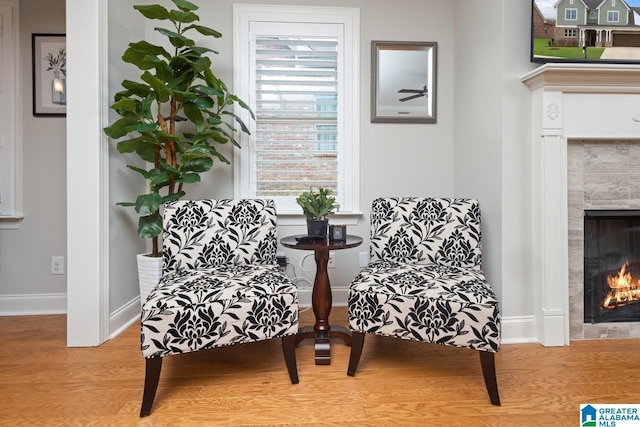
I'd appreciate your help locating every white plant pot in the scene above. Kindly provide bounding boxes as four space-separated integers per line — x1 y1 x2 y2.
137 253 163 307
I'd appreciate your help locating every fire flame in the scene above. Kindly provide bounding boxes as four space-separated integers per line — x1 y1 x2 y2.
603 262 640 309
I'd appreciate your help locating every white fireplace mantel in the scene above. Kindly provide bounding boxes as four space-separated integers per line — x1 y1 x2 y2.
521 63 640 346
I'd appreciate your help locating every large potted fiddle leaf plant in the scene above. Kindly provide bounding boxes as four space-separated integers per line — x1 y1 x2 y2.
103 0 253 304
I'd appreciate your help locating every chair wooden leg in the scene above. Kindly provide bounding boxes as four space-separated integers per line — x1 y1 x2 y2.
479 351 501 406
282 334 299 384
140 357 163 417
347 331 366 376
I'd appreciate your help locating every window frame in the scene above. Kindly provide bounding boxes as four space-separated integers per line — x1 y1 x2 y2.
607 10 619 23
0 0 22 229
565 8 578 21
233 4 361 224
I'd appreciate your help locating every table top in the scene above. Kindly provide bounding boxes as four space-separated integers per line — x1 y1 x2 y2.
280 234 363 251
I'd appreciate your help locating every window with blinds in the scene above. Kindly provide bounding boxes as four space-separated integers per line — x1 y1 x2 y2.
234 5 360 215
254 35 338 197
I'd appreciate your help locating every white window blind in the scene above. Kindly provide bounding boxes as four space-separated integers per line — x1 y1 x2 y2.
254 33 339 197
234 5 360 217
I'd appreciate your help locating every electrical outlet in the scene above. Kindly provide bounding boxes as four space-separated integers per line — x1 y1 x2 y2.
51 256 64 275
328 251 336 268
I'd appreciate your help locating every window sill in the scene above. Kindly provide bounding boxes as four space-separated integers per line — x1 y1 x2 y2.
0 215 24 230
277 212 363 226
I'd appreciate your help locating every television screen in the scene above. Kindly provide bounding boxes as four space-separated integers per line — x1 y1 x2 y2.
532 0 640 64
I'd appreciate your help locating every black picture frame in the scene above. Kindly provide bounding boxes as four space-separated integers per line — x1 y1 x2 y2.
532 0 640 64
371 41 437 124
32 33 66 116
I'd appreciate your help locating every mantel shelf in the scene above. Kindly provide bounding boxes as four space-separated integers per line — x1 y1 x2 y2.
521 63 640 92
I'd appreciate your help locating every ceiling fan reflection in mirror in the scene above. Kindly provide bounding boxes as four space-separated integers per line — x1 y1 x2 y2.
398 85 427 102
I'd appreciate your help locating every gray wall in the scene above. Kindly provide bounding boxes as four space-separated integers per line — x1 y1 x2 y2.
3 0 537 338
453 0 537 318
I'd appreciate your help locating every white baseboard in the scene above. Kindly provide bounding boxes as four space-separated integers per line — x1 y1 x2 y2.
501 315 537 344
0 293 67 315
0 292 140 341
109 296 140 339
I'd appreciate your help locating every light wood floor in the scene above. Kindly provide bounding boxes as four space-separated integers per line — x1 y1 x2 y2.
2 307 640 426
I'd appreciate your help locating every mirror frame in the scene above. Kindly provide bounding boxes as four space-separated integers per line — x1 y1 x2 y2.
371 40 437 124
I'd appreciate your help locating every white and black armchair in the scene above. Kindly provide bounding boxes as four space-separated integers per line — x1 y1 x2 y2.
139 199 299 416
347 197 501 405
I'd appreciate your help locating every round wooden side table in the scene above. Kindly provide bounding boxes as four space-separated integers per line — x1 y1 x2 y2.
280 234 363 365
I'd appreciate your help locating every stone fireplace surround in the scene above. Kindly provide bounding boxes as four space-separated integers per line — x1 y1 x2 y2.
568 140 640 340
522 63 640 346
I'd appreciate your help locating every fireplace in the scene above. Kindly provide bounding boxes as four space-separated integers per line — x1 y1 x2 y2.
522 63 640 345
584 210 640 324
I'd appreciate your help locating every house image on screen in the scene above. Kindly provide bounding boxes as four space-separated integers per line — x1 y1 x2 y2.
552 0 640 47
581 404 597 426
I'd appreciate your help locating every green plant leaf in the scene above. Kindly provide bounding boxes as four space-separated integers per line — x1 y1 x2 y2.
138 212 163 239
176 173 201 184
192 57 212 74
235 96 256 119
103 117 139 138
122 48 157 70
183 157 213 173
183 103 204 128
189 46 218 56
122 80 151 97
141 94 155 120
134 5 170 21
135 193 163 216
185 24 222 38
141 71 170 102
149 170 172 188
172 0 198 12
126 122 157 133
193 85 224 97
169 10 198 24
171 90 197 103
162 191 186 204
155 27 195 48
126 165 152 179
127 41 171 60
221 110 251 135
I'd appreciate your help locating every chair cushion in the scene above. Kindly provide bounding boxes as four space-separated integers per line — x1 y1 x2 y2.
348 260 500 352
141 264 298 359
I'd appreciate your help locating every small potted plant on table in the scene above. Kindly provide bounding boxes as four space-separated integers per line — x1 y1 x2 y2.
296 188 339 238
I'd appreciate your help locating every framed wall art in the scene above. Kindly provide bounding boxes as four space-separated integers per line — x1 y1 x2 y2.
32 34 66 116
371 40 437 124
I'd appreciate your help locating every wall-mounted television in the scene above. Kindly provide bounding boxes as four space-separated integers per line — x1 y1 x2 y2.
532 0 640 64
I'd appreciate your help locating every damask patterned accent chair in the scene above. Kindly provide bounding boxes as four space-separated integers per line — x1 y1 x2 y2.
139 199 299 417
347 197 501 405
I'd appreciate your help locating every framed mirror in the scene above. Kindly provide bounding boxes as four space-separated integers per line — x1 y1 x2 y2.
371 41 437 124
